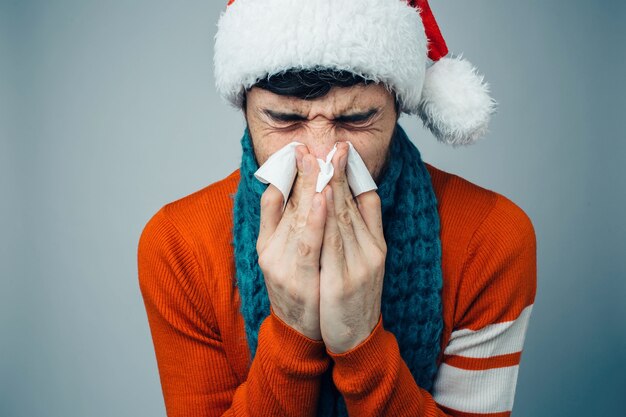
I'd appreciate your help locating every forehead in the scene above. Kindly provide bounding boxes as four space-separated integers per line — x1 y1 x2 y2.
247 83 393 114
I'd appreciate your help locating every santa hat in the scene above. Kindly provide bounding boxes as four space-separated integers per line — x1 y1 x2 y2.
214 0 496 146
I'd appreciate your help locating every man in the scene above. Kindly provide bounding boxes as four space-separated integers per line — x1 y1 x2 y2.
137 1 536 416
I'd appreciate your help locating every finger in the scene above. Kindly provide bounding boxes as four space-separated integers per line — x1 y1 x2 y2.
294 153 320 227
355 190 385 249
257 183 286 253
288 145 310 206
290 191 327 273
331 143 380 248
328 143 362 260
296 144 310 163
260 145 308 255
321 185 343 273
272 145 316 251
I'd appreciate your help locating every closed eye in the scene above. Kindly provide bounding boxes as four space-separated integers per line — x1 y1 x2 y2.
263 110 307 123
335 109 378 124
261 108 381 128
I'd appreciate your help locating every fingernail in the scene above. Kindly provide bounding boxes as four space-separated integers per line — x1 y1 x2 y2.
312 193 321 209
303 155 311 174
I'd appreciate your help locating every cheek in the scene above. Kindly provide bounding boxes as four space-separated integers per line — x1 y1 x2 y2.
348 134 392 178
248 111 300 166
250 132 297 166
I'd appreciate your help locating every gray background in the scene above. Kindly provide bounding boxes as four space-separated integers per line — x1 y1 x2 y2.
1 1 624 416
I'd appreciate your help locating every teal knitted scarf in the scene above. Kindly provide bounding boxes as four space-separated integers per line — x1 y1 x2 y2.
232 124 443 416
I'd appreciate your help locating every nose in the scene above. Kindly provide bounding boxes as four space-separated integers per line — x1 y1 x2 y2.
300 127 345 162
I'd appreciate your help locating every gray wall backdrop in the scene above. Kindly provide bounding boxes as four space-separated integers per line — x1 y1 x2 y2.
1 1 624 416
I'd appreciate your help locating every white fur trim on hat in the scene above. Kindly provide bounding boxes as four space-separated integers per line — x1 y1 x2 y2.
418 55 497 146
214 0 427 114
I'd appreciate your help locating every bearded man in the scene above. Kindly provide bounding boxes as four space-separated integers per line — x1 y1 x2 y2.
138 1 537 416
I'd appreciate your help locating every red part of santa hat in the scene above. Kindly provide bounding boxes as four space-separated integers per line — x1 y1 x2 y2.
411 0 448 61
215 0 496 146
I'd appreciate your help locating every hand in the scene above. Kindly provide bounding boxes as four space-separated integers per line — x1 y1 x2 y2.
256 146 327 340
319 142 388 354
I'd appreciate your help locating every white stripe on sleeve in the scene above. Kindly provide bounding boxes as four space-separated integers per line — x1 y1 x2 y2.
444 304 533 358
432 364 519 413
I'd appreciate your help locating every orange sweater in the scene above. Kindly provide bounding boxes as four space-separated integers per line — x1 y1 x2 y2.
137 163 536 417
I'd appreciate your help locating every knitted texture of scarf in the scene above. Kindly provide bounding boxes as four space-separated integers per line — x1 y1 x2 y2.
232 124 443 416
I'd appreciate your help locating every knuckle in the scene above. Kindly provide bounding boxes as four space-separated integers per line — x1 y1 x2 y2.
337 209 352 227
329 232 343 252
372 251 386 269
257 252 272 273
261 189 281 209
358 191 380 211
297 240 312 257
258 245 278 263
359 242 384 263
294 213 307 229
286 196 298 212
344 195 356 209
287 221 298 236
368 191 381 205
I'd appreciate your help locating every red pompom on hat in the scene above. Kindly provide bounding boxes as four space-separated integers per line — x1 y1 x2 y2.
214 0 496 146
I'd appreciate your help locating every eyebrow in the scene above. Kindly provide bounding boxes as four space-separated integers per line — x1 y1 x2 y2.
262 108 380 123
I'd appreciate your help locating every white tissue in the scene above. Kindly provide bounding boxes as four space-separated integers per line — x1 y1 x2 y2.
254 141 378 210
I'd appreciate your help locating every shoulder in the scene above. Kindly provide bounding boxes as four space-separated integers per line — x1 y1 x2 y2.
161 168 240 234
425 162 535 255
138 169 241 271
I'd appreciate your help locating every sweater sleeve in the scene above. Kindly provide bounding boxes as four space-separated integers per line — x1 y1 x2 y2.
137 207 331 417
327 194 537 417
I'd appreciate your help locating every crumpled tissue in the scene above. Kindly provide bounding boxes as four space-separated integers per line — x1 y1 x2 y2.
254 141 378 211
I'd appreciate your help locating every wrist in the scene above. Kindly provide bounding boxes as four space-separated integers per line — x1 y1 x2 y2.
269 306 322 341
326 315 396 396
257 309 330 376
324 312 381 354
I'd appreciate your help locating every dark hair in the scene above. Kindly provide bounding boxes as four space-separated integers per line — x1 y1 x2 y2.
243 68 399 114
